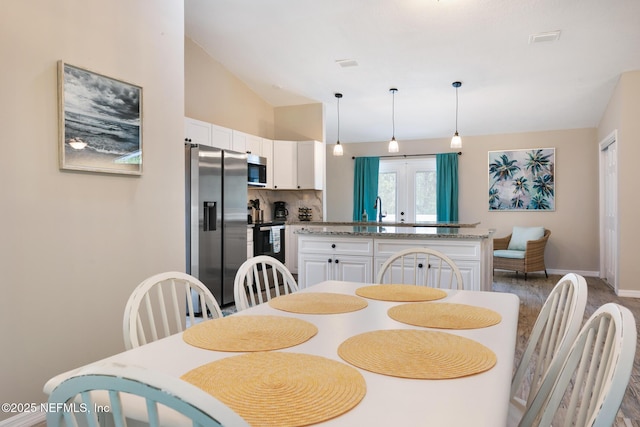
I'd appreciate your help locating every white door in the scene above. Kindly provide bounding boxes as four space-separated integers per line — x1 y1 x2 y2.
600 132 618 292
378 158 436 223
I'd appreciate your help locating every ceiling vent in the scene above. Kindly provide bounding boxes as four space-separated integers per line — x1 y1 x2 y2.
529 30 561 44
335 59 359 68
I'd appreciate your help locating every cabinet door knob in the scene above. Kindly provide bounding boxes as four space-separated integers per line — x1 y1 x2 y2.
327 259 332 263
335 259 339 264
418 263 423 268
331 244 336 249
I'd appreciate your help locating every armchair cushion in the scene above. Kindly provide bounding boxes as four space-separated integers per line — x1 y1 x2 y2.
494 249 525 259
508 226 545 251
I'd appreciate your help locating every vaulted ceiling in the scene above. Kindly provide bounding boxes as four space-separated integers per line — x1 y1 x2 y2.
185 0 640 143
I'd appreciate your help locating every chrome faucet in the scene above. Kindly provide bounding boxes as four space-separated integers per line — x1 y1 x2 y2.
374 196 386 223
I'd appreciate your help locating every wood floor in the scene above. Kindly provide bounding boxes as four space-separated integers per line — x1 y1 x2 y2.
493 271 640 426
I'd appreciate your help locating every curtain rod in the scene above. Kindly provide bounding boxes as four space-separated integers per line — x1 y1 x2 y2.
351 152 462 160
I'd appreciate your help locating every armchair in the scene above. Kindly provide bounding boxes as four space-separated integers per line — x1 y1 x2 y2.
493 227 550 280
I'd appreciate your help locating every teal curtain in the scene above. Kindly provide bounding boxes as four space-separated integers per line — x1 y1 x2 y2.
353 157 380 221
436 153 459 222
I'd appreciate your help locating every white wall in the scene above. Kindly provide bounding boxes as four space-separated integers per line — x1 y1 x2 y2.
325 128 600 275
0 0 185 417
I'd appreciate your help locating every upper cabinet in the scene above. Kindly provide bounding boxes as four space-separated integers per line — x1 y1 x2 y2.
273 140 298 189
184 117 233 150
185 118 322 191
262 138 274 189
184 117 212 146
231 130 248 153
297 140 324 190
272 140 324 190
211 124 232 150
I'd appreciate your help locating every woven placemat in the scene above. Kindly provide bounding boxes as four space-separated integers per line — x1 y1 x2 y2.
181 352 366 427
388 302 502 329
338 329 496 379
355 284 447 302
268 292 368 314
182 315 317 352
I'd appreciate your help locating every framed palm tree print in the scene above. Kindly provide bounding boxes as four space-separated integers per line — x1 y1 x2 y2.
488 148 555 211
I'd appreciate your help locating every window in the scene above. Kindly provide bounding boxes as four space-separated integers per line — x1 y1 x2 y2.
378 158 437 223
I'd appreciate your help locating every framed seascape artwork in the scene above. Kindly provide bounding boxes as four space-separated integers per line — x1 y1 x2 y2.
58 61 142 175
488 148 555 211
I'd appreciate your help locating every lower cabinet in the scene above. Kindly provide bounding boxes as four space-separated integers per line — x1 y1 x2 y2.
299 254 372 288
297 234 492 291
297 235 374 288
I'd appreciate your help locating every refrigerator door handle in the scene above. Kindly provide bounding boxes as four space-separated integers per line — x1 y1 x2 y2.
203 201 217 231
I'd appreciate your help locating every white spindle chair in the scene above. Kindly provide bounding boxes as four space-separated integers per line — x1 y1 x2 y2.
47 363 249 427
508 273 588 424
233 255 298 311
375 247 464 290
517 303 636 427
123 272 223 350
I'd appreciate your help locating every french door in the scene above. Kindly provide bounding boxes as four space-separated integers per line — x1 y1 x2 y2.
378 158 436 223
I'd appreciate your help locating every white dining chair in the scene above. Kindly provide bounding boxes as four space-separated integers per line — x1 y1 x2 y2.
233 255 298 311
516 303 636 427
508 273 588 424
123 271 223 350
375 247 464 290
47 362 249 427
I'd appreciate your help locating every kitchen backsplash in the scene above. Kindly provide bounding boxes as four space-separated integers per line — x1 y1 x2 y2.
248 189 323 223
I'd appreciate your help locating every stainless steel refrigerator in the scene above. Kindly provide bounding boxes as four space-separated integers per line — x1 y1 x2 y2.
185 144 248 306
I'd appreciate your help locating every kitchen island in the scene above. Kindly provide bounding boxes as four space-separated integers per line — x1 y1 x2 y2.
295 225 494 291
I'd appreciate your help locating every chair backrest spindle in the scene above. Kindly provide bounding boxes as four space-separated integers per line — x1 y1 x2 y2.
123 272 223 350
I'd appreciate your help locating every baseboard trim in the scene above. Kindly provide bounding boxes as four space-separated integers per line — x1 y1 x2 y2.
616 289 640 298
547 269 600 278
0 411 46 427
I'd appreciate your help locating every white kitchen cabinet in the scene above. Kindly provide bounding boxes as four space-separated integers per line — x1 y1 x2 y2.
211 124 232 150
297 235 374 288
272 140 297 189
247 228 254 259
232 130 248 153
373 238 487 291
184 117 212 146
297 140 324 190
285 225 302 274
262 138 274 189
245 134 262 155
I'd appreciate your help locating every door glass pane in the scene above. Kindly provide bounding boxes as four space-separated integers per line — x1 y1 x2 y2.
415 170 436 221
378 172 396 222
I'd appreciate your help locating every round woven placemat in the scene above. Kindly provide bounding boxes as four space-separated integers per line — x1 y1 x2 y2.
338 329 496 379
181 352 366 427
268 292 368 314
182 315 317 352
355 284 447 302
388 302 502 329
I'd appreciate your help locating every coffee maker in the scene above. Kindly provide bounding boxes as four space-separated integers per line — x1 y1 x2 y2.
273 201 288 221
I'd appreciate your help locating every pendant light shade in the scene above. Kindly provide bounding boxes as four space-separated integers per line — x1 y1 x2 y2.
388 88 399 153
451 81 462 149
333 92 344 156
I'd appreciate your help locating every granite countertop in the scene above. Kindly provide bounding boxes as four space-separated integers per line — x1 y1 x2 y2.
295 225 494 239
287 220 480 228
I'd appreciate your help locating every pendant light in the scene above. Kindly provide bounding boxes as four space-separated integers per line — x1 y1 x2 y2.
450 81 462 149
388 88 399 153
332 92 344 156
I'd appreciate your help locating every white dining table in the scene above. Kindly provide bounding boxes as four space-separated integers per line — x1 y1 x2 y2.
44 280 520 427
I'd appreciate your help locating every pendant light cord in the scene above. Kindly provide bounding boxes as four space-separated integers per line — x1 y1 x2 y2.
455 86 459 133
391 88 397 139
337 96 340 142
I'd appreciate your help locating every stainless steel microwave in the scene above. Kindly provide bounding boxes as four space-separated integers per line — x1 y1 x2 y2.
247 154 267 187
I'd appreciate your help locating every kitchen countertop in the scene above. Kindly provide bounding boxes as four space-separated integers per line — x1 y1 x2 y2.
287 220 480 227
295 225 494 239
